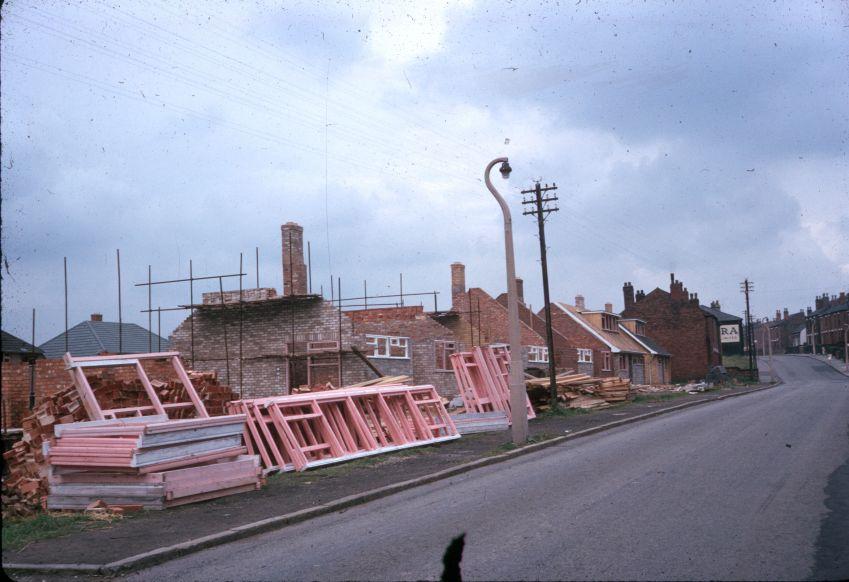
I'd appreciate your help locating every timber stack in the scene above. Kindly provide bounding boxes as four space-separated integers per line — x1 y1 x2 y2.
526 372 633 410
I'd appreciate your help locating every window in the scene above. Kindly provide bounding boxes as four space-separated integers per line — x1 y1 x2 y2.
435 340 456 370
618 354 627 371
602 313 617 331
635 321 646 336
602 351 612 371
528 346 549 363
365 334 410 359
577 348 593 363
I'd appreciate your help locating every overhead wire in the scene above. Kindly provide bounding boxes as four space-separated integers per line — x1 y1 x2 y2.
11 7 483 185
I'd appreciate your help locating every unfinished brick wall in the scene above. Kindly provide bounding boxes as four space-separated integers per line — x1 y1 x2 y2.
170 298 374 398
1 358 181 429
453 288 546 348
349 306 462 398
496 293 575 374
203 288 278 305
622 275 719 382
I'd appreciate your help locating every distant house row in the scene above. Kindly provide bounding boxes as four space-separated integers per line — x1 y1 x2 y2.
752 290 848 360
1 222 749 419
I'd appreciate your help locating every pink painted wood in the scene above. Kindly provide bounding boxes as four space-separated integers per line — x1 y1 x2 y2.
63 351 210 420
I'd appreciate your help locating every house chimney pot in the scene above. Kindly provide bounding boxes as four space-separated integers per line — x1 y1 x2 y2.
623 282 635 311
90 313 103 322
575 294 585 310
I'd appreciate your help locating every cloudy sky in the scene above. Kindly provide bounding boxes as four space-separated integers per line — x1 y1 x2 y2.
2 0 847 345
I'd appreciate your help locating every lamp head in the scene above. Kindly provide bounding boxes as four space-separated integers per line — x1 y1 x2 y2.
499 160 512 179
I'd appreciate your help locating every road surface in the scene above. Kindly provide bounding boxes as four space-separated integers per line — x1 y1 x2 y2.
125 355 849 581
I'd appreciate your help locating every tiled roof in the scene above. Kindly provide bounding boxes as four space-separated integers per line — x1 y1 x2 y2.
699 305 742 324
633 333 671 356
1 330 44 356
39 320 170 359
815 301 849 317
553 302 647 354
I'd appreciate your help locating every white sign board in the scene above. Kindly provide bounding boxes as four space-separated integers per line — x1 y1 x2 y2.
720 324 741 344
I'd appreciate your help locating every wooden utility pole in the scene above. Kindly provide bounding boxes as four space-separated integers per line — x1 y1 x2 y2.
740 279 758 382
522 182 560 407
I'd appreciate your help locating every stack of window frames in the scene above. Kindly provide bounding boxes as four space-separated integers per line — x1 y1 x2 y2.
449 346 536 423
229 384 459 472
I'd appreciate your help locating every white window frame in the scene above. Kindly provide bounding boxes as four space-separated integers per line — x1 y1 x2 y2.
527 345 549 363
365 334 410 359
577 348 593 363
434 340 457 371
602 351 612 371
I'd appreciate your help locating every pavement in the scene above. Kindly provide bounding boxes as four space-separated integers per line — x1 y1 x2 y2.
800 353 849 376
100 355 847 581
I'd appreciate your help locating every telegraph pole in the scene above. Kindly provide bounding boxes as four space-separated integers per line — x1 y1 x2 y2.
740 279 758 382
522 182 560 407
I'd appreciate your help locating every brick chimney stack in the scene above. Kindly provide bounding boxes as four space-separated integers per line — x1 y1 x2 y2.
604 302 613 313
575 294 586 310
623 282 635 311
669 273 688 301
91 313 103 322
775 309 781 321
450 263 466 304
515 278 524 304
281 222 307 296
783 308 789 320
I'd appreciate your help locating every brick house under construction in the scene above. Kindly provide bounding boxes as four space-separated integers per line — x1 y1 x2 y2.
430 262 553 375
347 306 463 397
170 223 464 399
170 223 375 398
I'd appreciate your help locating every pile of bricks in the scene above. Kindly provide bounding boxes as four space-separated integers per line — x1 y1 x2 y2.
1 373 238 518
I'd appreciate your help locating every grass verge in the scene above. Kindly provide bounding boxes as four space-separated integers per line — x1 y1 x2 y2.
2 512 122 551
631 391 691 403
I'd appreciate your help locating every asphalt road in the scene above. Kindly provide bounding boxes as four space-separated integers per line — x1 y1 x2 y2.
124 356 849 581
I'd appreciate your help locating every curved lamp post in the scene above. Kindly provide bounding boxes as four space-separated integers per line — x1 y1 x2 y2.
484 157 529 445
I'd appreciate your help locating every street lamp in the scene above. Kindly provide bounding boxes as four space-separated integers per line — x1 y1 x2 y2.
484 157 528 445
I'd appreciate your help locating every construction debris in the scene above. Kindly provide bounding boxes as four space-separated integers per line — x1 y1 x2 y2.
229 384 459 473
449 347 536 423
2 353 245 517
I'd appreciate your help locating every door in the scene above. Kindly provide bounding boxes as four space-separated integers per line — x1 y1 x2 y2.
631 356 645 385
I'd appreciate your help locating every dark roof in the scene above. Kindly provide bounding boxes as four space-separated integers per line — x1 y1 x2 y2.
1 330 44 356
634 334 672 356
39 320 170 359
700 305 742 324
815 301 849 317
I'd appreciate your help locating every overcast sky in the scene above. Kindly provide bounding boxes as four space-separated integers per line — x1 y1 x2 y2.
2 0 847 345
